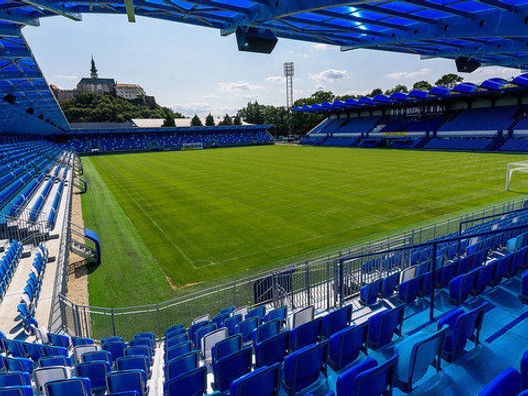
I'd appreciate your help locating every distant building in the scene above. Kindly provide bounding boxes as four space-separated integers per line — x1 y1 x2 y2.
52 57 156 104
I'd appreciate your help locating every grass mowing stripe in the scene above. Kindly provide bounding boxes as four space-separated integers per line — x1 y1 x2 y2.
84 146 528 307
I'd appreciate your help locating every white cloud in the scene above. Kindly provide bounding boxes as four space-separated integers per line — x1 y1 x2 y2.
171 102 240 118
54 74 78 80
385 68 432 80
312 43 332 51
217 81 263 93
265 75 283 83
471 66 518 82
310 69 349 83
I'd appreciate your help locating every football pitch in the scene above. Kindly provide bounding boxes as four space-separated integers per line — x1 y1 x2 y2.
81 145 528 307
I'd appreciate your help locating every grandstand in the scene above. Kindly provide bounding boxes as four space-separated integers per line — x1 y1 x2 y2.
3 0 528 395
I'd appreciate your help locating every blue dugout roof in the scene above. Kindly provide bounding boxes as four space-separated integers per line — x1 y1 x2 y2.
2 0 528 133
293 74 528 113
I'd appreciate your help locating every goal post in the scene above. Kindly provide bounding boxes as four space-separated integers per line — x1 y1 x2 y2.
506 161 528 191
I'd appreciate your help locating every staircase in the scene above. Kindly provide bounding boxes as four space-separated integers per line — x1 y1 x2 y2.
70 223 100 265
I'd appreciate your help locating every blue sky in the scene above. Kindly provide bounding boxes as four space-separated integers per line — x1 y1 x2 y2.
24 14 519 117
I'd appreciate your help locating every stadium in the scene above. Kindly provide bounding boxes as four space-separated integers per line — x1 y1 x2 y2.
4 1 528 396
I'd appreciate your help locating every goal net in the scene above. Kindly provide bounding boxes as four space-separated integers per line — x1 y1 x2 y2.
505 160 528 191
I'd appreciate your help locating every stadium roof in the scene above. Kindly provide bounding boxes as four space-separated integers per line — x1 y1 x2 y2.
294 73 528 113
3 0 528 134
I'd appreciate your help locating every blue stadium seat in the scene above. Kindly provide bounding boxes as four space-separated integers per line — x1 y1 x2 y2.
165 325 185 339
322 305 352 338
165 334 188 349
164 351 199 381
164 366 206 396
116 355 150 379
75 360 111 393
394 328 447 392
103 341 127 361
45 378 92 396
282 341 328 396
224 315 243 336
255 331 290 368
520 272 528 304
290 317 322 351
399 276 422 304
230 363 281 396
438 303 488 361
101 336 124 345
165 341 193 362
22 342 44 362
478 367 521 396
328 322 368 372
0 386 32 396
368 305 405 349
1 357 33 374
212 334 243 363
43 345 69 358
48 333 70 348
39 356 72 368
212 347 252 393
253 320 281 344
236 317 260 344
106 369 146 396
4 340 25 358
381 273 400 298
0 372 31 387
81 351 112 365
193 323 217 349
264 306 287 326
360 279 382 306
449 268 479 305
334 354 398 396
72 336 94 347
246 306 266 321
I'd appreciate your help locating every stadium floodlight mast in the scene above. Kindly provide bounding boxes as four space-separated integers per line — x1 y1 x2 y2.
284 62 294 137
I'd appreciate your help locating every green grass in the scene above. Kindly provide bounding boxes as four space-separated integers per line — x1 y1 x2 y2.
82 146 528 307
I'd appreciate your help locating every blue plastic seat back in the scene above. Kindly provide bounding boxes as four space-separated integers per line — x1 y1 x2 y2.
475 264 493 294
43 345 69 357
193 323 217 349
509 248 526 276
48 333 70 349
103 342 127 360
22 342 43 361
188 321 209 341
125 346 152 361
82 350 112 364
237 317 260 343
419 272 432 296
218 306 235 316
246 306 266 321
0 372 31 387
492 255 512 285
4 340 25 358
399 277 421 304
255 331 289 368
164 366 206 396
328 322 368 372
395 328 447 391
337 354 398 396
72 336 94 347
165 325 185 339
210 314 229 328
165 334 188 349
322 305 352 338
224 314 243 336
478 367 521 396
134 332 155 342
213 347 252 393
106 369 145 395
472 249 488 268
264 306 287 324
75 361 111 390
457 256 472 275
439 262 457 288
522 272 528 303
230 362 280 396
360 279 382 306
166 341 193 362
290 317 322 351
116 355 150 377
212 334 243 363
253 320 280 344
283 340 328 395
368 305 404 349
45 378 91 396
0 385 33 396
2 357 33 374
38 356 72 368
101 336 124 345
165 351 199 381
381 273 400 298
129 337 154 349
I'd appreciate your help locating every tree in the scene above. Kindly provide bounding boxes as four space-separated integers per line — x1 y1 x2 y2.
233 114 242 125
384 84 409 95
435 73 463 88
205 113 215 126
413 80 433 91
370 88 383 96
190 114 203 126
162 114 175 127
219 114 234 126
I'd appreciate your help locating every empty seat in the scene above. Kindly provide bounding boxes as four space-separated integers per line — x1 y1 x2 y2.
246 306 266 321
166 342 193 362
164 366 206 396
212 347 252 393
165 351 199 381
224 315 243 337
82 351 112 365
202 327 228 360
165 334 188 349
282 341 328 396
264 306 287 326
193 323 217 349
236 317 260 344
292 305 314 328
328 322 368 372
0 372 31 387
290 317 322 351
106 369 146 396
0 385 32 396
381 273 400 298
478 367 522 396
38 356 72 368
212 334 243 364
75 361 111 394
73 344 98 363
399 276 422 304
394 328 447 392
33 366 72 394
116 356 149 384
255 331 290 368
368 305 405 349
44 378 92 396
438 303 488 361
449 268 479 305
360 279 382 306
230 363 280 396
334 354 399 396
103 342 127 361
253 320 281 345
322 305 352 338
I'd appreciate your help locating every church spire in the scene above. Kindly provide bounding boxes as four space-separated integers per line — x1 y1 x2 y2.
90 56 98 79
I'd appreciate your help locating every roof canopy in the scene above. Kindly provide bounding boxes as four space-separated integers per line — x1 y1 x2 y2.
294 74 528 113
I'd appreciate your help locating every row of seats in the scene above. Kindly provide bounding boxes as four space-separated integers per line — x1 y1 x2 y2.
0 241 23 300
47 180 65 230
479 349 528 396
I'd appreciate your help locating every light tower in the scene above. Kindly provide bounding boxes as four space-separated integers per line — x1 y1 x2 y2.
284 62 294 136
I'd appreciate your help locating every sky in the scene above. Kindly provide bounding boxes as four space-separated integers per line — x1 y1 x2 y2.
24 14 521 118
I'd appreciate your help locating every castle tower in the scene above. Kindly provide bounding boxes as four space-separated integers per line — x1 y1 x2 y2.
90 56 98 79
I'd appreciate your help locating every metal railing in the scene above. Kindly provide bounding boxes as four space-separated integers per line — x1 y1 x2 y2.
57 197 528 340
